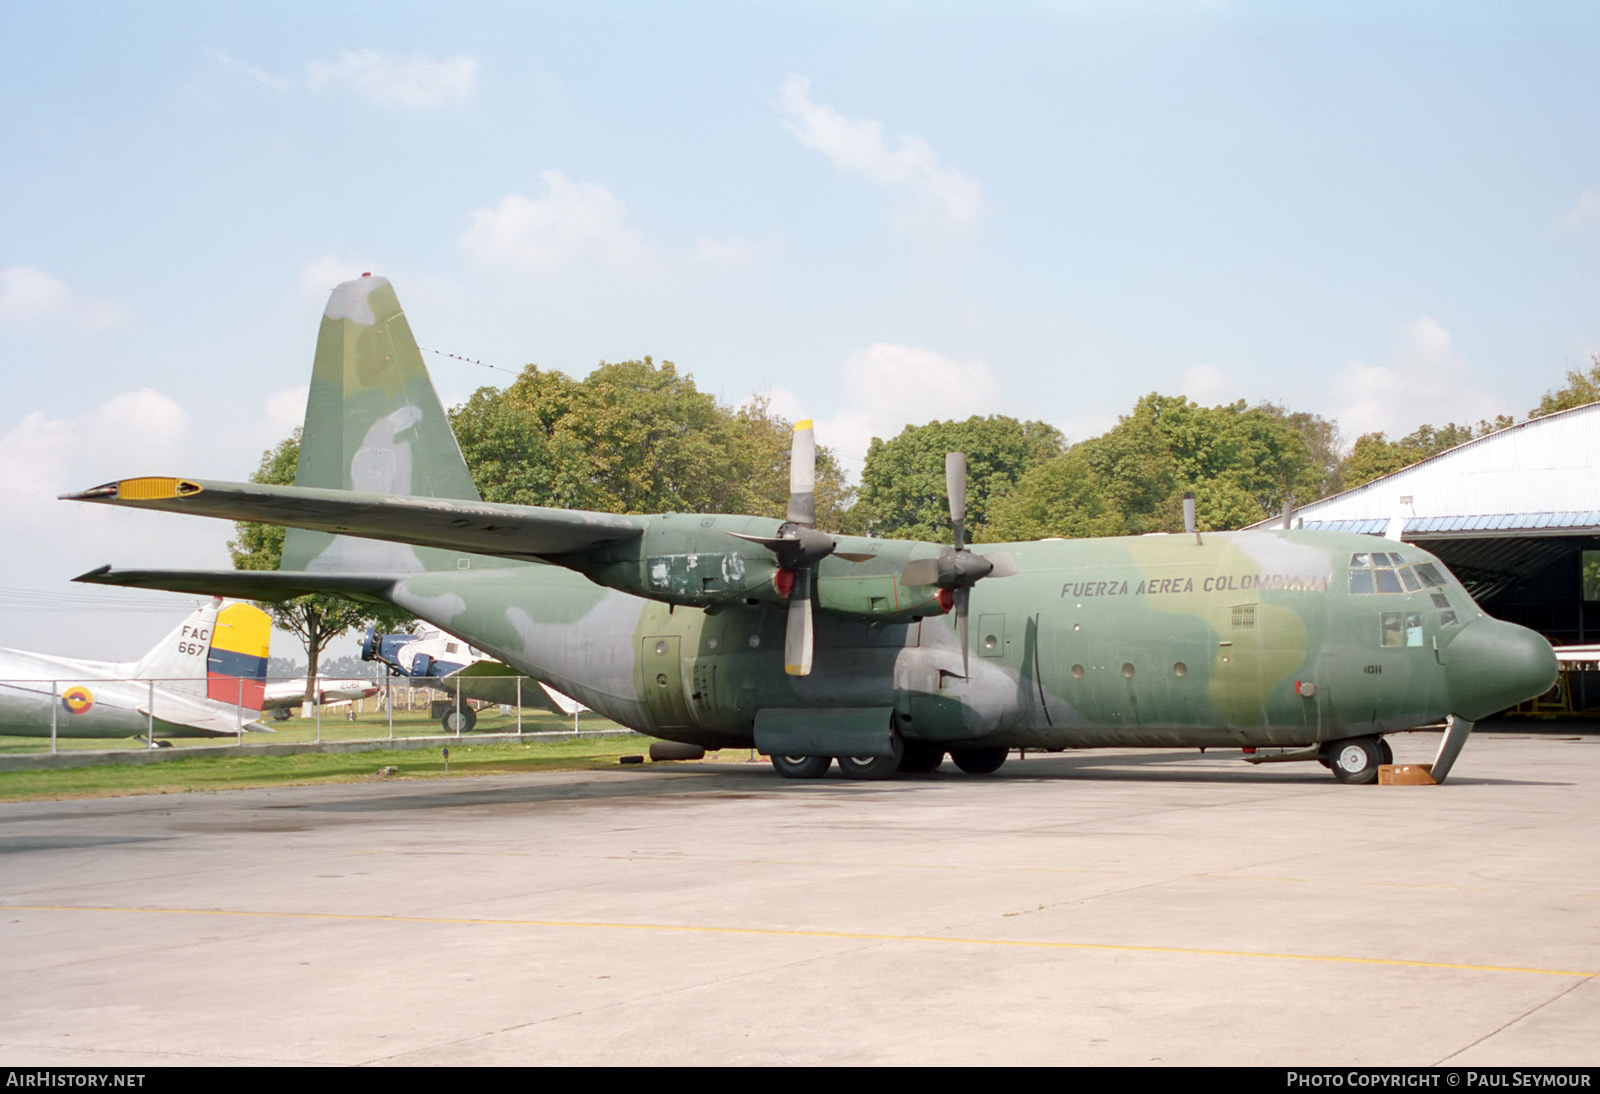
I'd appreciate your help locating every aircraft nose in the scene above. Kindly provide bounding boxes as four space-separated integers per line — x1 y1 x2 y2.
1442 618 1558 721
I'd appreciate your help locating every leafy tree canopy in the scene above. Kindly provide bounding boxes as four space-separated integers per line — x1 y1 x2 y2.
854 416 1064 541
1530 354 1600 419
450 358 852 527
984 395 1335 539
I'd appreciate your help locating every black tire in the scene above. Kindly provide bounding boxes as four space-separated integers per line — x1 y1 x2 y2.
898 747 945 774
441 706 477 734
950 746 1009 775
1325 736 1382 784
838 754 901 780
771 754 831 779
270 707 292 722
1378 737 1394 766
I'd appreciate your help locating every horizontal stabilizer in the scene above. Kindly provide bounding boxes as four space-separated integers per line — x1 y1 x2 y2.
138 706 276 736
63 478 643 563
75 566 398 602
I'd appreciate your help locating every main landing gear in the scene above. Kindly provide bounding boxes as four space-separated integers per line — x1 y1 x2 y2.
441 706 477 733
1320 735 1391 784
768 745 1012 780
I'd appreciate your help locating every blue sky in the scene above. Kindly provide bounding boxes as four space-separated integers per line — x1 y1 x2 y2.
3 1 1598 655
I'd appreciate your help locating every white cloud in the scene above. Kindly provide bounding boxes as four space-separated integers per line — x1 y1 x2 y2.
207 48 477 107
0 392 242 657
802 343 1002 477
205 48 294 94
693 234 780 266
305 49 478 108
0 266 128 329
461 172 647 273
1178 363 1239 405
777 76 984 235
297 254 382 299
1330 317 1506 439
266 385 308 436
1557 190 1600 230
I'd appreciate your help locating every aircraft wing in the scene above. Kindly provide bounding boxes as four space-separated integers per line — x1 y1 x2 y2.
64 477 645 562
73 566 399 602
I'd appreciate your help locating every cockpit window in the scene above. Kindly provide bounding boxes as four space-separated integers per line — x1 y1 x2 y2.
1399 567 1422 591
1350 553 1371 568
1381 611 1425 646
1429 591 1459 627
1413 563 1448 587
1349 569 1375 595
1375 569 1403 594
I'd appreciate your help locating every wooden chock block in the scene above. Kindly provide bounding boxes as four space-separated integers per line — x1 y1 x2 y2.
1379 763 1438 786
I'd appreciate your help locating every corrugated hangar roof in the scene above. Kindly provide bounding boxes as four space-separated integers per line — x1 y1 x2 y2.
1249 402 1600 603
1268 400 1600 529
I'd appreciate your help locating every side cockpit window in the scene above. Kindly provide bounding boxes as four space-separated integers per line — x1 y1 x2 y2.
1380 611 1426 647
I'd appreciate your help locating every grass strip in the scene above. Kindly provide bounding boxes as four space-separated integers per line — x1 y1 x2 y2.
0 734 692 802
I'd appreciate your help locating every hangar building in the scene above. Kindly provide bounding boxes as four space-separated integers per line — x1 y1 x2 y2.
1267 402 1600 711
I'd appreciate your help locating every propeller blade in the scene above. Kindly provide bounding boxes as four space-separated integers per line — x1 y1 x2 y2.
784 595 814 676
982 551 1019 578
946 452 967 550
787 420 816 528
955 585 971 678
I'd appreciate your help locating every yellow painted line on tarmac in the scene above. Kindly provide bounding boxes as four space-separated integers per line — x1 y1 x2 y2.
5 903 1595 979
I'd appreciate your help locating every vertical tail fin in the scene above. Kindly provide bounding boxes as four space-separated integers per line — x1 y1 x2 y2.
133 601 222 685
132 601 270 714
285 274 481 573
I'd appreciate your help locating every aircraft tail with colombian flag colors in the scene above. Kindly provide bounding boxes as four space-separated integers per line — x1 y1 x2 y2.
0 599 274 738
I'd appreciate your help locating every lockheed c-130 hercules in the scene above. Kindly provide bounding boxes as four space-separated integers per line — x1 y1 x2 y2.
65 276 1557 783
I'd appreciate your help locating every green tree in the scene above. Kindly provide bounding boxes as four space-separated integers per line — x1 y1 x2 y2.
1257 403 1343 497
981 448 1126 541
1530 354 1600 419
229 432 411 706
450 358 852 525
981 395 1333 540
854 416 1065 541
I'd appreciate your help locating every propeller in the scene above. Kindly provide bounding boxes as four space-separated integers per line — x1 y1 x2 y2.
900 452 1018 677
728 420 868 676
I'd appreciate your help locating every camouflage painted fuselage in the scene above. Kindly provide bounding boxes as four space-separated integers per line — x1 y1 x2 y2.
66 275 1555 759
378 526 1545 752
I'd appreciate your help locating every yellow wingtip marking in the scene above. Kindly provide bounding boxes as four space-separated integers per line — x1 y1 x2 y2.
116 477 203 501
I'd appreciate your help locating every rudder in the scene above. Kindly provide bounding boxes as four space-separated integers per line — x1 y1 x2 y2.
205 602 270 713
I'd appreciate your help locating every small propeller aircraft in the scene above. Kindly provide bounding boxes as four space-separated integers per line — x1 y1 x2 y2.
259 677 382 720
359 626 588 732
63 276 1557 781
0 599 271 739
